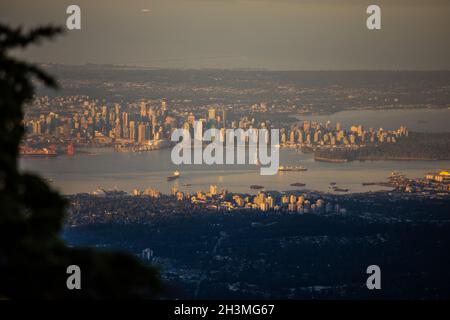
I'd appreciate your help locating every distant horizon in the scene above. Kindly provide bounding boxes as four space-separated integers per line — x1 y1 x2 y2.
3 1 449 70
39 62 450 73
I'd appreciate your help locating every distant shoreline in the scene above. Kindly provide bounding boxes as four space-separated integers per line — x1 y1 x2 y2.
294 105 450 120
314 156 447 163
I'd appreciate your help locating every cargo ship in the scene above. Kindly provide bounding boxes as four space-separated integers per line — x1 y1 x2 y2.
290 182 306 187
278 165 307 172
250 185 264 190
20 147 57 157
332 186 349 192
167 170 180 181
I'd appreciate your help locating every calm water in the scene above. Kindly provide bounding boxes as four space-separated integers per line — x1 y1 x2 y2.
20 109 450 195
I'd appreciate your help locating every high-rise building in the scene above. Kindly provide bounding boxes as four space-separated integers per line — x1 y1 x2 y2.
208 107 216 121
187 112 195 126
122 112 129 128
289 130 295 144
303 120 310 131
210 184 218 196
161 100 167 113
140 101 147 118
101 105 108 119
222 107 226 128
129 120 136 141
260 202 269 211
151 112 157 139
114 103 121 115
289 194 296 204
281 131 287 144
114 120 121 139
267 196 274 208
138 123 146 144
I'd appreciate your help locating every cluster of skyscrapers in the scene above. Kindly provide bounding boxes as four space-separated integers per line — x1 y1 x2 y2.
129 184 343 214
24 96 408 151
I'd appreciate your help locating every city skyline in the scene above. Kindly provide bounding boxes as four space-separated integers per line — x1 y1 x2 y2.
2 3 450 303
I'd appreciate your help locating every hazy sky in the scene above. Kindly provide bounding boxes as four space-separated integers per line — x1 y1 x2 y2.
1 0 449 70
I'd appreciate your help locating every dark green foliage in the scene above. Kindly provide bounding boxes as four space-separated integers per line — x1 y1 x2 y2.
0 23 161 299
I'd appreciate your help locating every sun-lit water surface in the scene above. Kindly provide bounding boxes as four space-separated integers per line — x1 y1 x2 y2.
20 109 450 195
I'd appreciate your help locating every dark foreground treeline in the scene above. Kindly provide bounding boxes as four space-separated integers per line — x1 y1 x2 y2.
315 132 450 162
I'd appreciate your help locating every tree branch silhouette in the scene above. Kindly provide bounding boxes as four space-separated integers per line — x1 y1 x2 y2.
0 23 162 299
